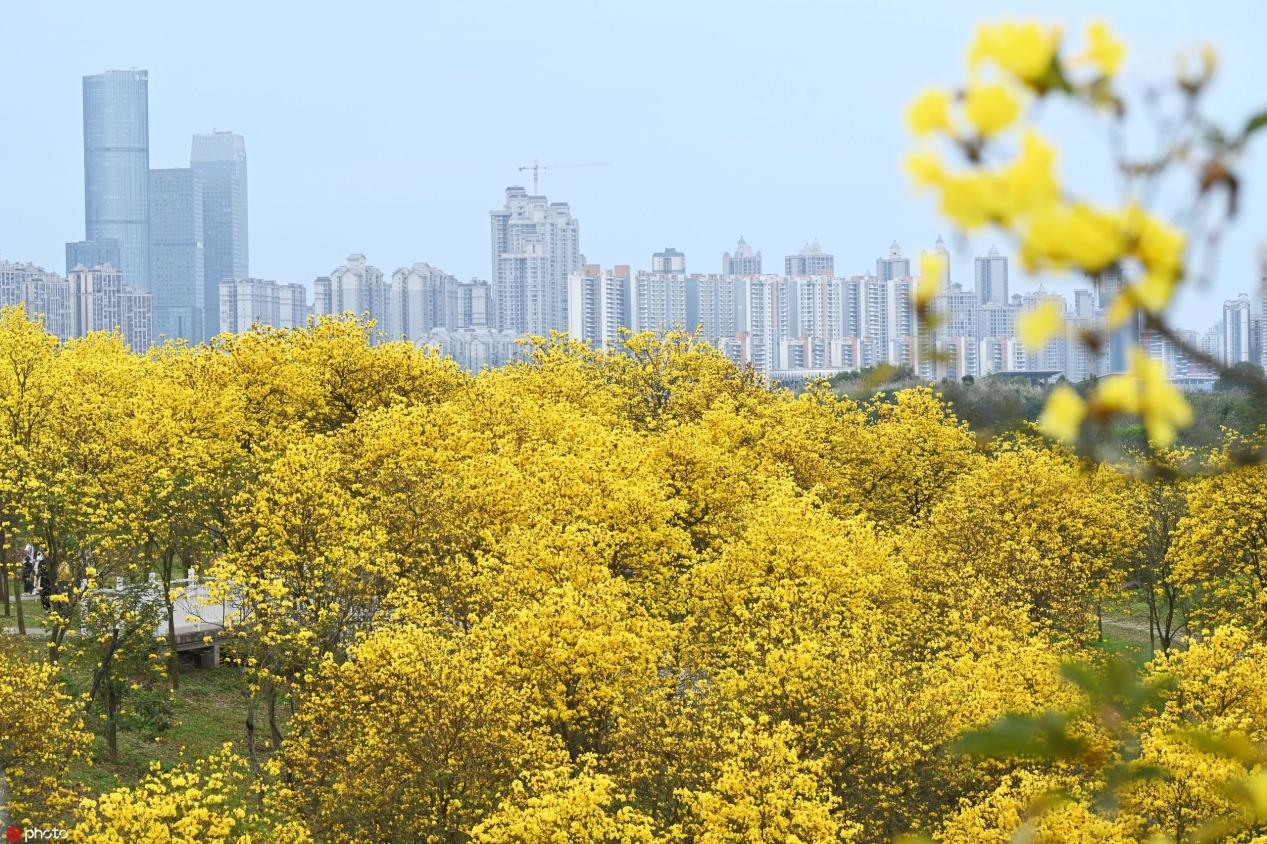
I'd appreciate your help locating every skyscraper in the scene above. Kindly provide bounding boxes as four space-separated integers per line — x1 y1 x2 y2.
148 168 204 342
0 259 73 339
785 239 834 277
568 265 631 350
390 270 493 335
65 240 120 277
722 237 762 276
312 254 387 339
652 247 686 275
1222 294 1253 365
219 278 310 334
489 186 581 335
192 131 248 339
82 70 150 290
875 241 910 282
1090 264 1138 374
974 246 1008 306
68 264 152 350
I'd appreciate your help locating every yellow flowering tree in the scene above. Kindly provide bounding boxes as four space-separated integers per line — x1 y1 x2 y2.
273 621 569 842
908 445 1138 640
1170 458 1267 636
0 643 90 826
69 748 311 843
0 306 58 636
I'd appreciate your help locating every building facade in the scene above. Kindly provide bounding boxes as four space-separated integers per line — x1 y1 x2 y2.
974 246 1008 306
68 264 152 350
219 278 310 334
651 247 685 275
82 70 150 290
722 237 762 276
313 254 388 339
785 239 834 277
568 265 631 350
489 187 581 336
148 167 205 342
0 260 73 338
1222 294 1254 365
192 131 248 339
65 240 120 277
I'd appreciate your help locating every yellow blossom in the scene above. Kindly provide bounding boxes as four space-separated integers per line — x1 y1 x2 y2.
1017 299 1065 350
964 82 1022 136
906 88 953 136
916 251 947 305
1038 383 1087 443
1080 20 1126 77
969 20 1061 85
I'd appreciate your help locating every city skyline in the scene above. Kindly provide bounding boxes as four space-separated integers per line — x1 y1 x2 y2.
3 1 1265 332
7 59 1264 384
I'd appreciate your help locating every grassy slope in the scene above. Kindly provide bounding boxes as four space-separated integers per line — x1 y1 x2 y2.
1 607 257 793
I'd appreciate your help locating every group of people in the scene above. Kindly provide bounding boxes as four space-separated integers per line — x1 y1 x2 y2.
21 544 61 611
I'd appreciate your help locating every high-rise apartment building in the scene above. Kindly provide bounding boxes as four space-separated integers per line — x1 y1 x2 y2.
68 264 152 350
974 246 1008 306
148 168 205 342
313 254 388 338
1089 265 1139 374
0 260 74 338
219 278 310 334
82 70 150 290
920 236 952 289
192 132 248 339
388 263 458 342
122 286 153 351
387 264 490 342
921 281 978 380
722 237 762 276
1259 280 1267 374
876 241 910 283
631 272 693 335
651 247 686 275
489 186 581 336
696 275 738 342
1222 294 1254 365
568 265 631 350
785 239 834 277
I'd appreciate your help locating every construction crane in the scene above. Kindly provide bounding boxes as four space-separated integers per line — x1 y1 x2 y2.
517 159 611 194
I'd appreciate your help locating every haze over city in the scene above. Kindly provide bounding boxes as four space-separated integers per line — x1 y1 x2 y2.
3 0 1265 330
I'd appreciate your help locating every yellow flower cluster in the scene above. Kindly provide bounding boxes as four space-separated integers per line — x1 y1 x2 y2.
903 18 1201 449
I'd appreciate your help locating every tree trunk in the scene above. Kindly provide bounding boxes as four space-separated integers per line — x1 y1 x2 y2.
0 766 8 827
106 684 119 763
245 693 261 776
165 599 179 691
163 553 180 690
0 529 9 618
267 681 284 750
1145 587 1158 658
13 575 24 636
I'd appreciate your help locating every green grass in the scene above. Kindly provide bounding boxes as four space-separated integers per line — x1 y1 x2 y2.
0 592 50 629
1097 588 1163 666
70 665 256 793
2 625 267 792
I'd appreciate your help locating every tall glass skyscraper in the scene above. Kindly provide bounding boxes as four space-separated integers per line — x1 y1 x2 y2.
149 168 205 343
83 70 150 290
191 131 248 339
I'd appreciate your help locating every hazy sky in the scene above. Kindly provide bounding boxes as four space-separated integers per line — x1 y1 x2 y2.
3 0 1265 329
